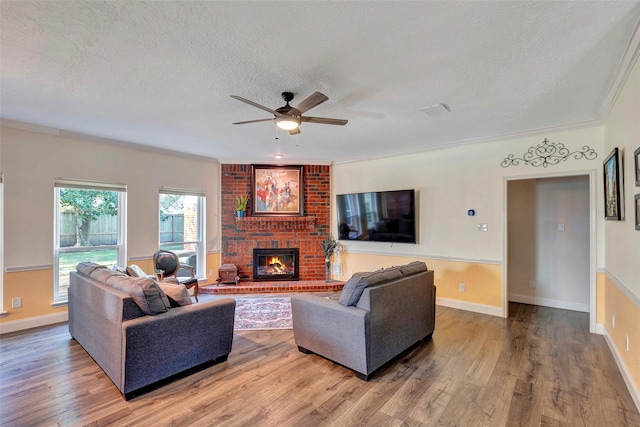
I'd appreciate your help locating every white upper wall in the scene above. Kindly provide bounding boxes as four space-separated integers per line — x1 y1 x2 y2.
0 127 220 268
333 126 605 264
604 54 640 297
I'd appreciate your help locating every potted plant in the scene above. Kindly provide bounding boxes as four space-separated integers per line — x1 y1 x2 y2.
320 234 338 282
235 193 249 217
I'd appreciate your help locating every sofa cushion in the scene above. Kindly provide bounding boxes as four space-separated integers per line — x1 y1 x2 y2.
90 267 118 283
396 261 427 277
338 268 403 306
77 262 103 277
105 275 170 315
158 283 193 307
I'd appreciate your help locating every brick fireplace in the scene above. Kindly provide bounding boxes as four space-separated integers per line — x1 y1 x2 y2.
221 164 330 281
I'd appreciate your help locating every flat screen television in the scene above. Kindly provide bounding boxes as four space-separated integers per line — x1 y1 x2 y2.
336 189 416 243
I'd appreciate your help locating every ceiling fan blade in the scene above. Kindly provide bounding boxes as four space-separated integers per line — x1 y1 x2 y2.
231 95 278 115
232 118 273 125
289 127 301 135
293 91 329 114
301 116 348 126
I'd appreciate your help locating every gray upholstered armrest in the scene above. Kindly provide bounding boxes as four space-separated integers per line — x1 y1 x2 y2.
291 294 370 374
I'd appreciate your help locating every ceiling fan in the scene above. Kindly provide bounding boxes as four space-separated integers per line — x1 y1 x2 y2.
231 91 348 135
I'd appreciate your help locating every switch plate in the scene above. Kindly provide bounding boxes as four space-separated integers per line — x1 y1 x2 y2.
612 315 616 328
557 223 565 232
625 334 629 351
478 223 488 232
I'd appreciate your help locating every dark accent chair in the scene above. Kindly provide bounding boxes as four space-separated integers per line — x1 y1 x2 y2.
153 250 199 302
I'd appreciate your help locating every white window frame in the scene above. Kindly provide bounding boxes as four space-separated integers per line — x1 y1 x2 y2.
54 179 127 302
158 187 205 278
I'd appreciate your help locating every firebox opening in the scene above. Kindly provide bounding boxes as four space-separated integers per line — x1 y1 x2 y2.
252 248 299 281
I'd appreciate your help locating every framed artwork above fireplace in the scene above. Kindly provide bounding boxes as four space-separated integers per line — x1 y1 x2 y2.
251 164 304 216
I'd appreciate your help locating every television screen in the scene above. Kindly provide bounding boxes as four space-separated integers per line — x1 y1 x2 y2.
336 189 416 243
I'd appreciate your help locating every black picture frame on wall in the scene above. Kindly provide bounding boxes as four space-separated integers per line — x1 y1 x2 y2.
603 147 622 221
634 146 640 187
635 194 640 231
250 164 304 216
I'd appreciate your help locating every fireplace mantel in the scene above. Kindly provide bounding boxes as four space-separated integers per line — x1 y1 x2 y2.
235 216 316 231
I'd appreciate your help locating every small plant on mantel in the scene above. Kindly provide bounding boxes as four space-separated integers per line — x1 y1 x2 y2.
235 193 249 217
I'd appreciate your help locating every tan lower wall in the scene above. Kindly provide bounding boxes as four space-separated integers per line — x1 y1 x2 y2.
597 271 640 395
333 252 503 307
2 268 63 321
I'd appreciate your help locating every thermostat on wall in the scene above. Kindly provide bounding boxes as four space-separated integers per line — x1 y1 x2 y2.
467 209 476 217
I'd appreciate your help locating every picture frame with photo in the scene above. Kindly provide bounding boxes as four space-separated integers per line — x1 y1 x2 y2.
636 194 640 231
634 146 640 187
603 147 623 221
250 165 304 216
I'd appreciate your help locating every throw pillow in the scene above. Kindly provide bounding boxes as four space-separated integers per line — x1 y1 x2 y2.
90 267 117 283
338 268 403 306
158 282 193 307
396 261 427 277
112 265 128 275
126 264 148 278
105 275 170 315
76 261 102 276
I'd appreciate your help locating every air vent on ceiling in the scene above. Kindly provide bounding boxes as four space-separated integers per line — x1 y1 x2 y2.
420 103 450 116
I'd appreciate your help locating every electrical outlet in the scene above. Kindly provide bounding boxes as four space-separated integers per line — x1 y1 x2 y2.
348 269 353 277
529 280 536 289
612 315 616 328
459 283 466 292
12 297 21 308
478 223 488 232
209 269 214 276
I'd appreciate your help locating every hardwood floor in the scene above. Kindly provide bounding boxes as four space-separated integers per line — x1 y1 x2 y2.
1 302 638 426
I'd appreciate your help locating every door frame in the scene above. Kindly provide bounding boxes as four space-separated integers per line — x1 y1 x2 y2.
503 169 597 333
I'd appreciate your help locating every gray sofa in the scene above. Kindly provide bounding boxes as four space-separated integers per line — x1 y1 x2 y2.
291 261 435 380
69 263 236 399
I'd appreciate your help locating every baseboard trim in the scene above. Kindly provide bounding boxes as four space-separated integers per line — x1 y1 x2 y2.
508 293 589 313
602 324 640 412
0 312 68 335
436 297 504 317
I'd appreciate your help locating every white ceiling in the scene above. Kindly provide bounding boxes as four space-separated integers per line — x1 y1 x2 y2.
2 1 640 164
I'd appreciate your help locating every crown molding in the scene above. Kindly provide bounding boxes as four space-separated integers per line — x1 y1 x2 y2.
598 16 640 120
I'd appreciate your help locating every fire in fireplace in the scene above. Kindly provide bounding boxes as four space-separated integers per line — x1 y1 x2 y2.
253 248 299 281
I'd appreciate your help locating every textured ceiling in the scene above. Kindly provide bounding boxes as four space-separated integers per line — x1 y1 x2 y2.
2 1 640 164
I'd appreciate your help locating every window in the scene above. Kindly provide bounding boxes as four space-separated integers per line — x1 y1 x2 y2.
159 188 205 278
54 179 126 302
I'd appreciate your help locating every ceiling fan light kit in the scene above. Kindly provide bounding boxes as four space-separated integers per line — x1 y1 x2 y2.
231 91 348 136
275 115 301 130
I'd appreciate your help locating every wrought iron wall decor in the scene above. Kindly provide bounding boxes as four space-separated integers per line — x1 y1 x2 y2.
501 138 597 168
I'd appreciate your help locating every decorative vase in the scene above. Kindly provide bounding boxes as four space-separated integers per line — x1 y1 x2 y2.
325 258 332 282
237 210 245 217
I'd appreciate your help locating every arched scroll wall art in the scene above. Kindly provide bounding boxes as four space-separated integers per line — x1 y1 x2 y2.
501 138 598 168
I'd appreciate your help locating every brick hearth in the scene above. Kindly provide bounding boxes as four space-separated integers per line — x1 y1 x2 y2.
221 164 331 281
200 280 344 295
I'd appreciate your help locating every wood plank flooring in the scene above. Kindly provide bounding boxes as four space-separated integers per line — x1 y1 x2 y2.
1 302 638 426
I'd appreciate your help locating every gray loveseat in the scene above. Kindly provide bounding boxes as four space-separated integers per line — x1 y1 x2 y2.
69 263 236 399
291 261 435 380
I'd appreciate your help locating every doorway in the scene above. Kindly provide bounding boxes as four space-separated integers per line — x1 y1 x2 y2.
505 171 596 331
